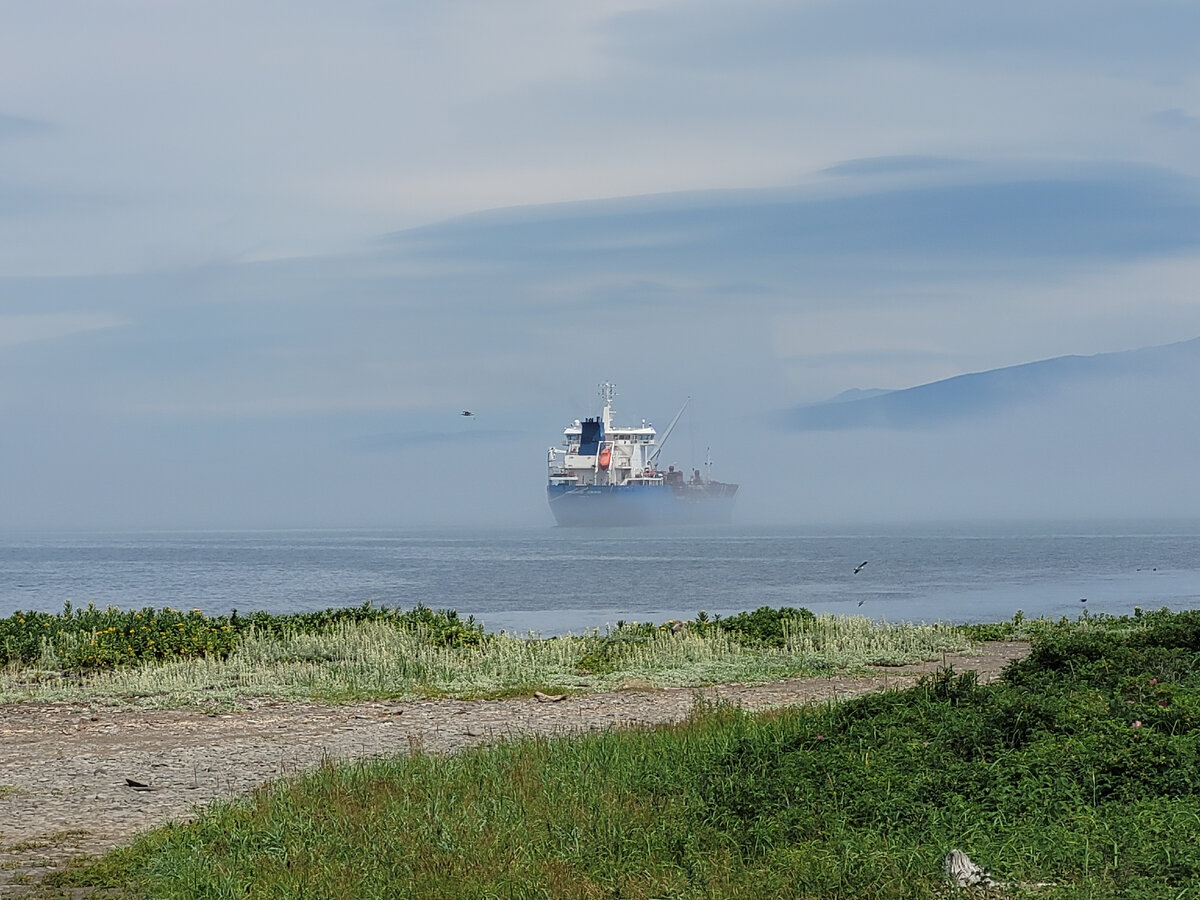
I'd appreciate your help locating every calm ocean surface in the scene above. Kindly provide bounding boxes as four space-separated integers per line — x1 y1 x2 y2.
1 522 1198 635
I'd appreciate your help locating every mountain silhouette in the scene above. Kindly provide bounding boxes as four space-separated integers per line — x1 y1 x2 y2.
788 336 1200 430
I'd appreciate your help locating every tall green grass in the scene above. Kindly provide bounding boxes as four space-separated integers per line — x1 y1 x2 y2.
37 608 1200 899
0 604 972 706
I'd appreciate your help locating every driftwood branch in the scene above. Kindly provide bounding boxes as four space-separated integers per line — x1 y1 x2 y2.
944 849 1054 891
944 849 1000 888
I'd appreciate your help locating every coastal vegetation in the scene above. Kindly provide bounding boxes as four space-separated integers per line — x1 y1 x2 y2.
23 606 1200 899
0 602 971 706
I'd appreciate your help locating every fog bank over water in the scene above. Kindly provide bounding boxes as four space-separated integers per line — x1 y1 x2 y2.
5 334 1197 530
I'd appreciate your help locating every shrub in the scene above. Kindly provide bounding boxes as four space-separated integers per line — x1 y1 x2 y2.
697 605 816 647
0 600 483 672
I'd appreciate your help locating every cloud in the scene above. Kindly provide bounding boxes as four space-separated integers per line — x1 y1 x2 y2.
0 112 53 141
601 1 1200 74
0 184 75 217
8 155 1199 426
821 157 975 178
0 313 125 349
389 160 1200 286
4 3 1197 278
1149 108 1200 132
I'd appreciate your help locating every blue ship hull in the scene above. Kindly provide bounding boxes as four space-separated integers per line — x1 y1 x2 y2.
547 482 736 527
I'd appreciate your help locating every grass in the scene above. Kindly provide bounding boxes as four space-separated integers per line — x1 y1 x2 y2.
28 606 1200 899
0 604 973 707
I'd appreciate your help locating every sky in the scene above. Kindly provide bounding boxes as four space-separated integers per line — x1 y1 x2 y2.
2 0 1200 530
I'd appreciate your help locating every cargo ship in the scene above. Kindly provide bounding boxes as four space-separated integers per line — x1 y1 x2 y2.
546 383 738 526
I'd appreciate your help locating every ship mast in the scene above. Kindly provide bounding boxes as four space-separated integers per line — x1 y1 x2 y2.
599 382 615 432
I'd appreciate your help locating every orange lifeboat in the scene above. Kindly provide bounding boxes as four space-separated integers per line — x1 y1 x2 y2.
598 447 611 470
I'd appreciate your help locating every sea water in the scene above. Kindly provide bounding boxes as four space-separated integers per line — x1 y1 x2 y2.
0 521 1197 635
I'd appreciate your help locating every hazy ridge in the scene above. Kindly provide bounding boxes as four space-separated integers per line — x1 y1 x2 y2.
790 336 1200 430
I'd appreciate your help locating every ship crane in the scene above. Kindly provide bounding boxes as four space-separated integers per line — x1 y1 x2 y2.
648 396 690 467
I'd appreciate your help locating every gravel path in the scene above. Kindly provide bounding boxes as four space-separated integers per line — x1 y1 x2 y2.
0 642 1029 896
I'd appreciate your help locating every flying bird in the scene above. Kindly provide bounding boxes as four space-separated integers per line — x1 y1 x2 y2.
461 410 475 417
853 561 869 574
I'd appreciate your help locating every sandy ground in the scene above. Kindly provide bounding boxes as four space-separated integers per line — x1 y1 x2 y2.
0 642 1029 896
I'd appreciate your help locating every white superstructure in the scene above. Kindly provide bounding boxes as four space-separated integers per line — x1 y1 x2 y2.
547 383 690 487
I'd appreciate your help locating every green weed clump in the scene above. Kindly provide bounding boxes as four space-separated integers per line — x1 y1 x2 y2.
573 606 813 673
0 602 240 670
40 607 1200 899
0 600 482 672
959 609 1030 642
692 604 817 647
576 607 965 677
